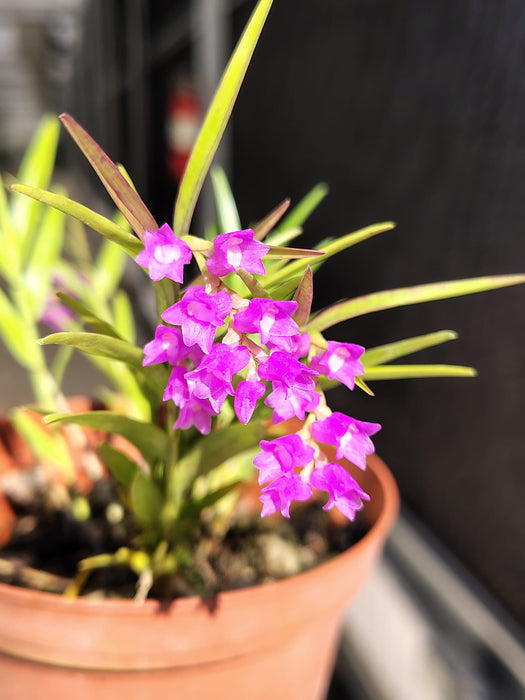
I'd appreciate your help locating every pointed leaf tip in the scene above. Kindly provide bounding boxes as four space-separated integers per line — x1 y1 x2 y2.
59 113 158 239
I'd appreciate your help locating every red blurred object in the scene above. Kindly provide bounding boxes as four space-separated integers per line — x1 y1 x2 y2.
166 84 202 182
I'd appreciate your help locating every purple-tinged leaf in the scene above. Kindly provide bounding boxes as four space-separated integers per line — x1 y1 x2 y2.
292 266 313 327
253 199 290 241
59 114 158 240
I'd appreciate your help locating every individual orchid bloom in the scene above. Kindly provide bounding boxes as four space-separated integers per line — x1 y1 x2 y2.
206 228 269 277
310 462 370 520
163 366 216 435
173 395 217 435
185 343 250 413
310 341 365 390
143 325 193 366
311 412 381 471
233 298 299 352
257 352 320 422
135 223 192 283
163 365 190 406
259 473 312 518
253 434 315 485
234 379 266 424
162 286 233 353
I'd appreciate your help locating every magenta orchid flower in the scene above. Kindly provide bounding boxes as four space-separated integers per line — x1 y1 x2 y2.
310 341 365 390
135 223 192 283
185 344 250 413
253 434 315 485
258 351 320 422
310 462 370 520
206 228 269 277
233 298 299 351
311 412 381 470
162 286 232 353
260 473 313 518
234 379 266 424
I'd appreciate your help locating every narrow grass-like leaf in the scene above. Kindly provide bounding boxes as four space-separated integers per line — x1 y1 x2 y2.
27 192 66 281
174 421 268 494
292 266 313 328
10 408 75 479
253 199 290 241
0 173 19 278
112 291 136 344
267 274 305 300
362 330 459 367
131 472 163 524
56 293 121 337
173 0 274 239
264 226 303 247
59 113 158 239
0 288 36 368
10 184 142 256
276 183 329 232
362 364 477 380
265 245 325 260
39 331 144 367
265 221 395 289
11 115 59 237
94 238 127 298
210 166 241 233
235 268 270 297
308 274 525 332
97 442 139 489
44 411 169 464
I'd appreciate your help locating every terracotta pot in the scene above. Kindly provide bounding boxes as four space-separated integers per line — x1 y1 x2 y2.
0 451 398 700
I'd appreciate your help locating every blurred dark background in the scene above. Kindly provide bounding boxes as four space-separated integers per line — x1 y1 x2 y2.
1 0 523 683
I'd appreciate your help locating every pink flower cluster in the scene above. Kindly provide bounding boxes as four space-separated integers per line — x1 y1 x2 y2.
137 224 381 521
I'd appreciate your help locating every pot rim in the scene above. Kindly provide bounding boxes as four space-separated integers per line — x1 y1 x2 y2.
0 452 399 613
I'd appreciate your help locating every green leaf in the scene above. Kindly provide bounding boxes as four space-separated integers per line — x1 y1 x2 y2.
308 274 525 333
264 226 303 247
173 421 268 497
112 290 136 344
10 183 143 256
235 268 270 298
173 0 274 239
26 190 66 281
362 330 459 367
362 364 477 380
0 173 19 278
292 266 313 328
267 274 305 300
39 331 144 367
97 442 139 488
11 115 60 238
265 245 325 260
276 183 329 232
93 238 128 298
10 407 75 480
130 472 163 524
210 166 241 233
59 113 158 239
181 480 243 519
253 199 290 241
44 411 170 464
265 221 395 289
0 288 36 368
56 293 121 337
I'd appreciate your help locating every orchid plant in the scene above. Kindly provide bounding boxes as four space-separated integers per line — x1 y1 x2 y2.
4 0 525 597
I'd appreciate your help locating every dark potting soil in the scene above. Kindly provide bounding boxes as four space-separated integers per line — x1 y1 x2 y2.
0 473 368 600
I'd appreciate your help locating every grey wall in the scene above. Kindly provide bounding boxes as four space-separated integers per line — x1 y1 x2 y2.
232 0 525 628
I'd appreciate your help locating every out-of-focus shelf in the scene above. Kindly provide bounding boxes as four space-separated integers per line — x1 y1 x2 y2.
331 509 525 700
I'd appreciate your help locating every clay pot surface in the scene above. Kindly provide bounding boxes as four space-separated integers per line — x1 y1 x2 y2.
0 451 398 700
